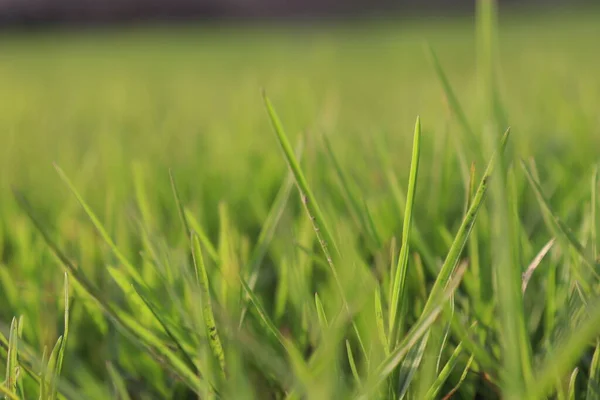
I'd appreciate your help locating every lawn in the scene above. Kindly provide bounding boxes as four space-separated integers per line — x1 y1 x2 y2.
1 3 600 399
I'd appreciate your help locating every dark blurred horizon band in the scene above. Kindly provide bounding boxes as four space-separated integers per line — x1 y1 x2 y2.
0 0 591 28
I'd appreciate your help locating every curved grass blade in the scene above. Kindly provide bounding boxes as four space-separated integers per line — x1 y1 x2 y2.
315 293 329 333
191 232 226 378
6 317 19 396
40 346 48 400
423 127 510 314
521 160 599 279
264 92 368 361
346 340 362 386
388 116 421 350
524 296 600 400
424 342 464 400
53 164 143 284
587 342 600 400
169 169 192 238
14 192 207 395
375 285 388 352
50 273 70 400
356 261 468 400
441 354 474 400
426 44 474 138
568 368 578 400
323 133 381 248
0 383 19 400
522 238 555 293
46 336 63 400
185 209 219 263
106 363 132 400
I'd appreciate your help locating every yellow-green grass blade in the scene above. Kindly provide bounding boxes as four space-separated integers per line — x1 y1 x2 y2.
50 273 70 400
374 285 388 353
568 368 579 400
5 317 19 396
587 341 600 400
346 340 362 387
191 232 226 378
315 293 329 333
356 261 468 400
521 160 599 280
169 169 192 239
427 44 474 138
424 342 465 400
0 383 19 400
53 164 143 284
441 354 474 400
106 362 132 400
423 128 510 315
264 92 368 361
46 336 62 400
524 295 600 399
388 116 421 350
323 133 381 249
40 345 48 400
184 209 219 263
14 193 207 395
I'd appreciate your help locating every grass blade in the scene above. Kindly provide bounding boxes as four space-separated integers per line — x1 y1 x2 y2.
441 354 474 400
522 238 555 293
315 293 329 333
5 317 19 396
375 285 388 352
568 368 579 400
424 342 464 400
388 116 421 348
587 342 600 400
346 340 362 386
53 164 143 284
423 127 510 314
191 232 226 377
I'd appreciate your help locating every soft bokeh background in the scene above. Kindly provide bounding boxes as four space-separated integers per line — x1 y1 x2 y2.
1 1 600 398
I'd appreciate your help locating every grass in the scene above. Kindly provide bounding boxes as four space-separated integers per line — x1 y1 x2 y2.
1 2 600 399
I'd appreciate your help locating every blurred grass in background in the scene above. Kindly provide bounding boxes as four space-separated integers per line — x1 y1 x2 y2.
1 3 600 399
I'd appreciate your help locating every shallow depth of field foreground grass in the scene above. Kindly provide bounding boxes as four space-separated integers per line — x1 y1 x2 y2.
2 2 600 399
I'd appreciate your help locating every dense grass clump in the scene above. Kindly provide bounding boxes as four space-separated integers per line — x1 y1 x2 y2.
1 2 600 399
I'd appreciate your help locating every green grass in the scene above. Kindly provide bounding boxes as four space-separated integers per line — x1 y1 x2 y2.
1 2 600 399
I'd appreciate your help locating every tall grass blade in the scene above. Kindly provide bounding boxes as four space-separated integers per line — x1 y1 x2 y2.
521 160 599 277
53 164 143 284
388 116 421 348
441 355 474 400
587 342 600 400
568 368 579 400
346 340 362 386
5 317 19 396
191 232 226 377
424 342 464 400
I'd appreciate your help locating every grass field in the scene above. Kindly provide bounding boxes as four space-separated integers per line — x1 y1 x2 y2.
1 2 600 399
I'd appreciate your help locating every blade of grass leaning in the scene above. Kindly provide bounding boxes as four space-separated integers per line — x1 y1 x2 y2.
191 232 226 378
315 293 329 333
524 295 600 400
263 92 368 360
522 238 555 293
388 116 421 349
374 285 389 352
6 317 19 396
53 164 143 284
169 169 192 238
106 363 132 400
323 133 381 248
423 127 510 314
346 340 362 386
441 354 475 400
185 209 219 263
0 383 19 400
521 160 599 278
426 44 475 138
40 346 48 400
14 192 207 395
424 342 465 400
46 336 63 400
50 272 70 400
567 368 578 400
587 341 600 400
356 261 468 400
239 146 300 327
